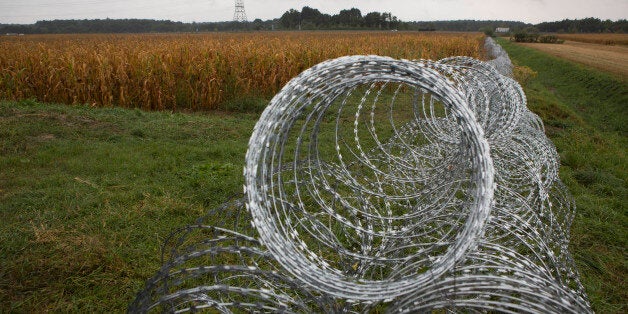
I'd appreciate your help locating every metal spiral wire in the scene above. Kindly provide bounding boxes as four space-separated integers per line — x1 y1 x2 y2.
485 37 514 76
131 41 592 313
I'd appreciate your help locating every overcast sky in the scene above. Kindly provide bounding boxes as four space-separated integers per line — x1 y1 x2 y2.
0 0 626 25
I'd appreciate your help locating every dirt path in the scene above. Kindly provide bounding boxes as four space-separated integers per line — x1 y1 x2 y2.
519 41 628 80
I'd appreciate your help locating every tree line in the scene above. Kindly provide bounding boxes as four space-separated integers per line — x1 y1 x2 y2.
1 6 625 34
536 17 627 33
0 19 258 34
279 7 401 30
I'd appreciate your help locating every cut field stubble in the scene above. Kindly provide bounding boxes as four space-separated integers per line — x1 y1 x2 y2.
518 40 628 81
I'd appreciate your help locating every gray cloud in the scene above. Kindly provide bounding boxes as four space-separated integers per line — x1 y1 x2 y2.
0 0 625 24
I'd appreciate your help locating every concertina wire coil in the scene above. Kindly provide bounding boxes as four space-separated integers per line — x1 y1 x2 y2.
130 38 593 313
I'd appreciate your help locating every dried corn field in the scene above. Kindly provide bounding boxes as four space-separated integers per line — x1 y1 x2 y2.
0 32 484 111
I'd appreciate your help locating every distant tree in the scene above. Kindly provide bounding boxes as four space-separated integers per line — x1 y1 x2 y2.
336 8 363 27
252 19 264 30
389 13 400 29
298 6 331 29
536 17 621 33
280 9 300 29
612 19 628 33
577 17 603 32
382 12 392 29
364 12 383 28
481 27 494 37
300 6 319 25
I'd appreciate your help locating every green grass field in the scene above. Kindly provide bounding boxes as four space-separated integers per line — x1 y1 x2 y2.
1 41 626 312
500 38 627 313
0 102 259 311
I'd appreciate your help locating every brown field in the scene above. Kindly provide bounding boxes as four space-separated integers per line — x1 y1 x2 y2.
0 32 484 111
519 40 628 80
553 33 628 46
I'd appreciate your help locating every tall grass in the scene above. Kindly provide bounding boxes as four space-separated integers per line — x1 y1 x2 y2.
0 32 484 111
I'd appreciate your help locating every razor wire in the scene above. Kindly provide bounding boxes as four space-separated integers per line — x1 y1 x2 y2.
130 41 592 313
485 36 513 76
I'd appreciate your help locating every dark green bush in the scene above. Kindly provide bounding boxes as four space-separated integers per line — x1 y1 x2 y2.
481 27 494 37
538 35 562 44
513 33 564 44
513 32 539 43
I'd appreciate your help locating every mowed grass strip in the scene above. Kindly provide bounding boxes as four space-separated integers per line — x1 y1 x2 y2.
0 100 258 311
500 39 627 313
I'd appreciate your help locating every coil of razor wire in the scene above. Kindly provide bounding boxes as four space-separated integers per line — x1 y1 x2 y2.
131 40 592 313
485 37 514 76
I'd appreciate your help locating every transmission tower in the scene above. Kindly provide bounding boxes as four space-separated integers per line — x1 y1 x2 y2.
233 0 247 22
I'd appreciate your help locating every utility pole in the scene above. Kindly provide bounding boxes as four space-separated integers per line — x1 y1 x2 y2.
233 0 247 22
